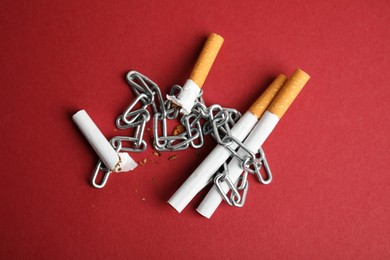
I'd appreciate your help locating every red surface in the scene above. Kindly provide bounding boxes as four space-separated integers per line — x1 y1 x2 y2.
1 0 389 259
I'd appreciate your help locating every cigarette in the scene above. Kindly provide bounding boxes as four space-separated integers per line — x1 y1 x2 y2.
167 75 287 213
167 33 224 114
73 110 137 172
196 68 310 218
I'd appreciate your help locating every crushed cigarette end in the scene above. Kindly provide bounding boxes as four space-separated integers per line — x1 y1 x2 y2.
173 125 185 136
139 158 147 166
169 155 177 160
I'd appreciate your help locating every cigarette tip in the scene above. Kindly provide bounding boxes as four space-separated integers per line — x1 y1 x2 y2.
294 68 311 80
72 109 86 120
167 199 183 213
196 208 212 219
267 68 310 119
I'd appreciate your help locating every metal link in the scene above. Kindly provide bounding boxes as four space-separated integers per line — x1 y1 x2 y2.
214 163 241 206
111 136 147 153
91 160 112 189
221 135 257 163
231 175 249 208
122 93 150 125
181 113 204 148
153 113 169 151
91 139 123 189
116 109 150 129
211 122 273 207
126 71 156 104
240 148 272 184
215 146 272 207
213 162 249 207
253 147 272 185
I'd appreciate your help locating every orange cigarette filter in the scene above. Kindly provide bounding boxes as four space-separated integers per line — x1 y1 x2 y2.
189 33 224 88
248 74 287 118
268 69 310 119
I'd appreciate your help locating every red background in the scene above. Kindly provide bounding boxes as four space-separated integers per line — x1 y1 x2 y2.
1 0 389 259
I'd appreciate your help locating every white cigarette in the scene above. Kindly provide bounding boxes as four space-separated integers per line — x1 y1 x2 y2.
196 69 310 218
73 110 137 172
167 75 288 213
167 33 224 114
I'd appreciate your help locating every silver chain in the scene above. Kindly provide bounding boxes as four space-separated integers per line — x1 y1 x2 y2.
213 145 272 207
91 138 125 188
93 70 272 204
116 70 242 152
214 162 249 207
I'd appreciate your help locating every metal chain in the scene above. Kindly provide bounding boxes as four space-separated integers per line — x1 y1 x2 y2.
91 138 125 189
213 145 273 207
116 70 242 152
106 70 272 206
214 162 249 207
241 147 272 185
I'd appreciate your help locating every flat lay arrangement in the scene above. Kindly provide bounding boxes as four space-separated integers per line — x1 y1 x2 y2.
2 1 388 258
73 33 310 218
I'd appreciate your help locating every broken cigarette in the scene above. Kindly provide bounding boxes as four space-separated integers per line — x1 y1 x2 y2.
167 75 287 213
196 68 310 218
167 33 224 114
73 110 137 173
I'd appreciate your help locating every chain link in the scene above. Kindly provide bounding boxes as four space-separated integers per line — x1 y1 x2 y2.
214 162 248 207
214 146 273 207
91 138 124 189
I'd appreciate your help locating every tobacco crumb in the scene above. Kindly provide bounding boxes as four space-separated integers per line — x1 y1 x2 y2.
168 155 177 160
153 151 161 157
139 158 147 166
173 125 185 136
141 197 146 201
171 103 180 109
146 128 151 131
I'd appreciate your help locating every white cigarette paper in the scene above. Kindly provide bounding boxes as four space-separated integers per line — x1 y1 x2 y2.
196 111 279 218
196 69 310 218
168 111 258 212
73 110 137 172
